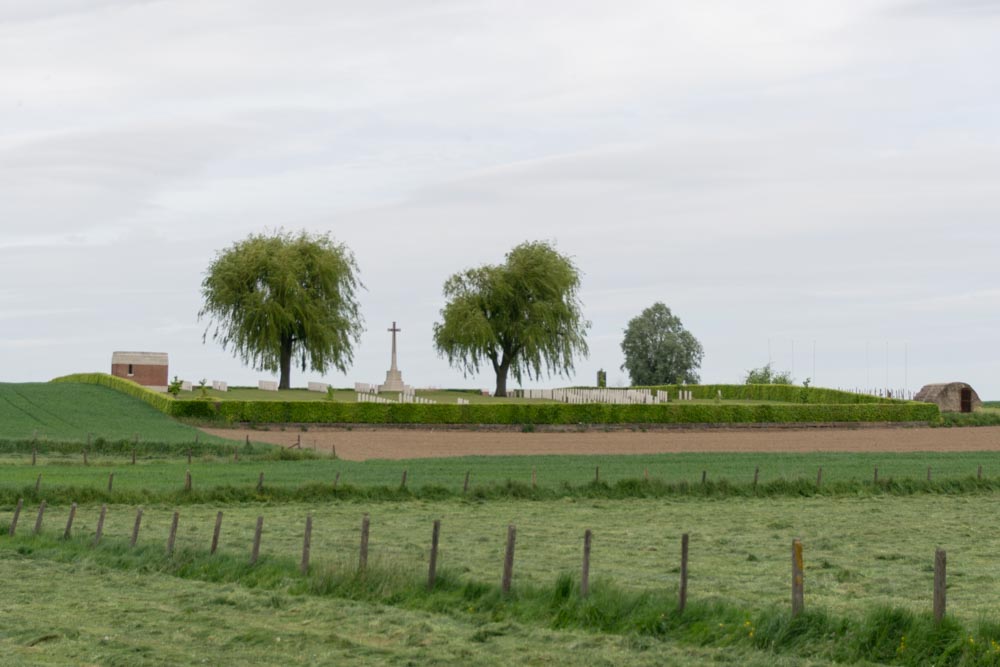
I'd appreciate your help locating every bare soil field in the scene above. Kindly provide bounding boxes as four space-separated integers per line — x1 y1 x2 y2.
200 425 1000 461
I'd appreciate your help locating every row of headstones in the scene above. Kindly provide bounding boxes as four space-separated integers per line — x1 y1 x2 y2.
357 393 394 404
518 388 700 404
174 380 228 392
398 393 437 405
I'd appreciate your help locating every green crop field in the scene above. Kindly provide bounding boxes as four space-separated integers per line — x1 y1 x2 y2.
0 383 233 444
3 450 1000 499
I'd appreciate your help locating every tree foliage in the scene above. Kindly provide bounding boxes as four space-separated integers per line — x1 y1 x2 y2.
744 363 794 385
199 230 363 389
432 241 590 397
620 303 703 386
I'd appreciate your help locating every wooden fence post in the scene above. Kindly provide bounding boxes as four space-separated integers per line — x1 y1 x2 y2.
333 472 340 490
63 502 77 539
185 470 192 492
31 447 36 466
187 449 192 465
83 449 88 466
873 466 878 484
934 548 947 624
33 500 46 535
701 470 707 485
256 472 264 493
401 469 407 489
234 447 239 462
595 466 600 484
331 444 336 459
978 465 983 480
753 467 759 490
927 467 932 482
9 498 22 536
250 516 264 564
502 524 517 594
35 475 41 493
94 505 107 545
301 514 312 575
792 539 804 616
359 514 370 571
130 508 143 547
428 519 441 590
679 533 689 613
107 473 114 492
211 511 223 555
581 529 592 598
816 467 823 488
463 471 470 494
167 511 179 555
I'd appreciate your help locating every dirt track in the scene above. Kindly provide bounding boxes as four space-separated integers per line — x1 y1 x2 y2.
199 425 1000 461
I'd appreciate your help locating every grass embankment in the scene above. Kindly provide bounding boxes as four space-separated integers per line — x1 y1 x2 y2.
6 495 1000 665
0 382 233 444
3 450 1000 504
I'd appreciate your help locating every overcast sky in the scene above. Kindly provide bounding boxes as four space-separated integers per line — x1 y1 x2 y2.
2 0 998 397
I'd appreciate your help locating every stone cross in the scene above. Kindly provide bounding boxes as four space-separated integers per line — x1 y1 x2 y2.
388 321 401 371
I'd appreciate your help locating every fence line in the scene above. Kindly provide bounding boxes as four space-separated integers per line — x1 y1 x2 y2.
2 501 958 622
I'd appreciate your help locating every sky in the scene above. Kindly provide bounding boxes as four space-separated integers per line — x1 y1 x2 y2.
1 0 998 397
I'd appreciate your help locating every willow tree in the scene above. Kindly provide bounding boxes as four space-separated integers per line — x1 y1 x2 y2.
433 241 590 397
199 230 363 390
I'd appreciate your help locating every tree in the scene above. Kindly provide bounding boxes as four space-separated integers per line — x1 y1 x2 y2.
433 241 590 397
744 363 794 385
199 230 363 390
620 303 703 385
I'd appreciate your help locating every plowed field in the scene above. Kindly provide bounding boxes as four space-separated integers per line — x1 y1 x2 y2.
199 425 1000 461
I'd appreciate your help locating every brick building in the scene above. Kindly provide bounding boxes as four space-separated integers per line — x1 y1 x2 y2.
111 351 169 392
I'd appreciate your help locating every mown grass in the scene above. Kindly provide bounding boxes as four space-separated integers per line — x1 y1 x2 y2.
0 383 233 443
5 494 1000 624
5 529 1000 666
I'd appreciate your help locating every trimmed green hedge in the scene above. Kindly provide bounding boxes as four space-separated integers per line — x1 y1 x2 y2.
53 374 938 425
190 401 937 425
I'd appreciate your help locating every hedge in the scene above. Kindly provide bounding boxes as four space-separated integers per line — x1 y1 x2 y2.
52 374 939 425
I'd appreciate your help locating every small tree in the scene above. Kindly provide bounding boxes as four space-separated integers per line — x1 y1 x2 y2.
744 363 794 385
620 303 703 386
433 241 590 397
199 230 364 390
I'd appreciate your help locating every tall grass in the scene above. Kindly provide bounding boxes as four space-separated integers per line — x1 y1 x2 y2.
3 475 1000 507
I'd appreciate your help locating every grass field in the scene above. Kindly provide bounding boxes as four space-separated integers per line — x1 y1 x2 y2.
3 450 1000 497
0 383 232 444
5 382 1000 665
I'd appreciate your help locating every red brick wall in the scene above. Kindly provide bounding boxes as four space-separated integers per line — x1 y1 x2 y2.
111 363 168 388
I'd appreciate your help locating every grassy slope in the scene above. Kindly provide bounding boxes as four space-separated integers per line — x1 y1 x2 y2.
0 383 231 444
